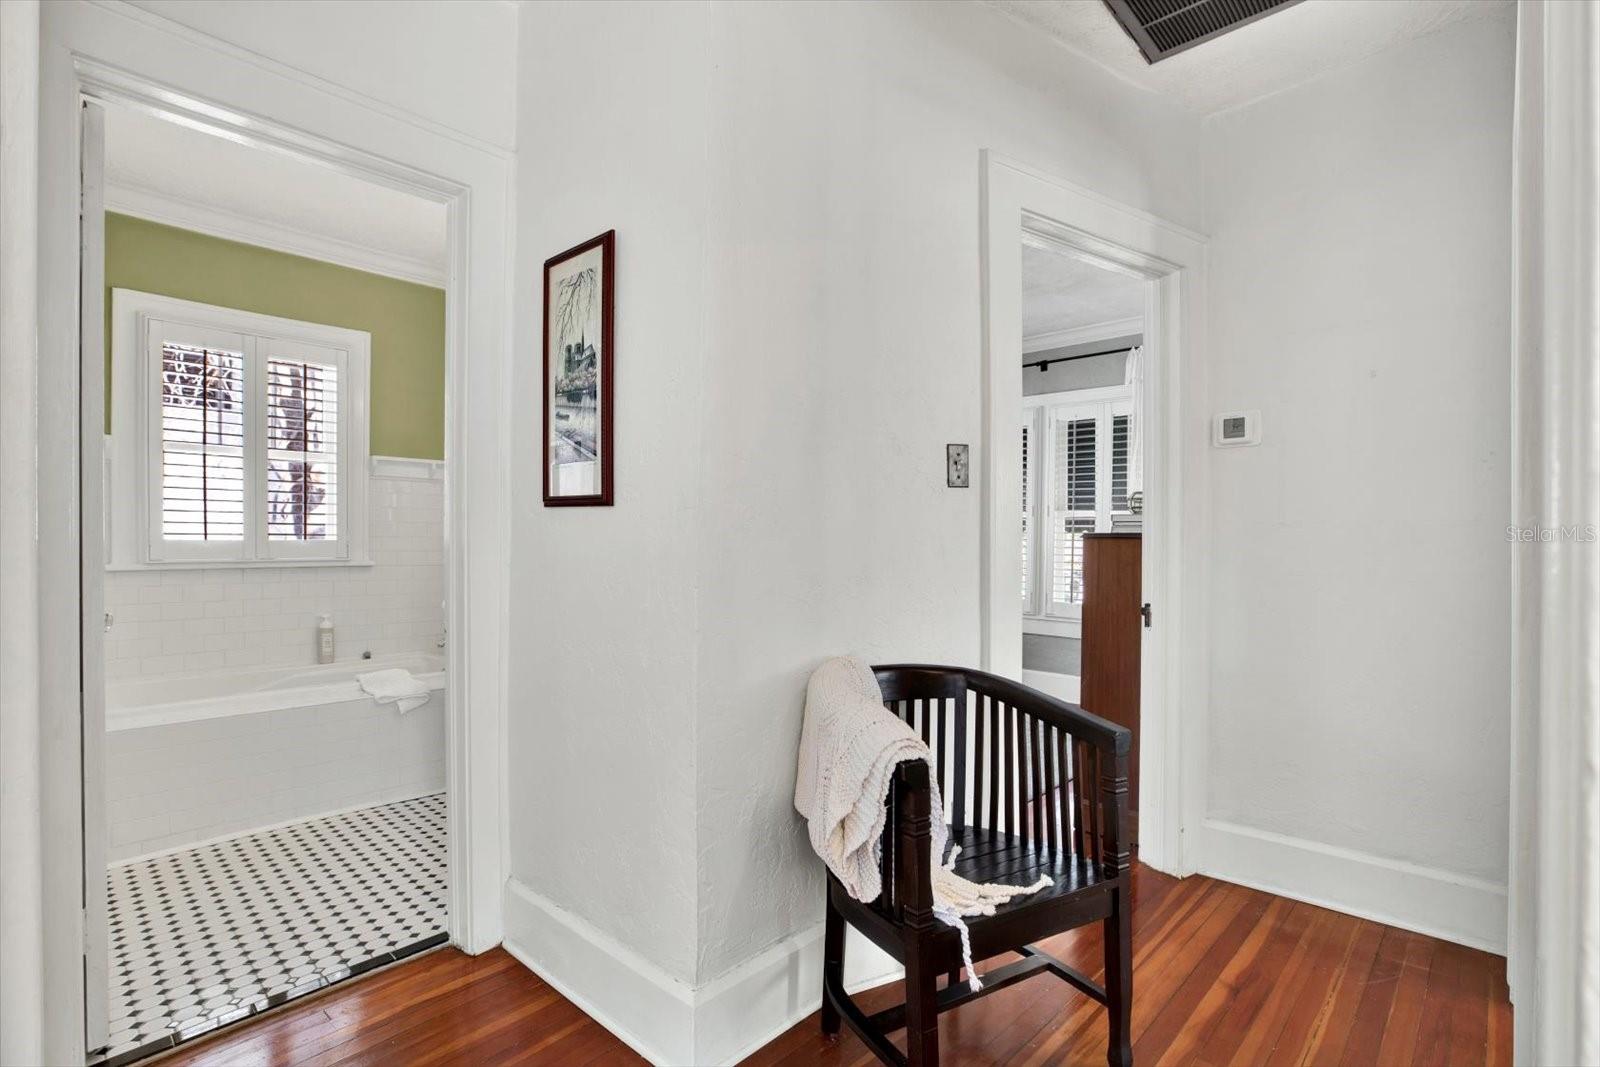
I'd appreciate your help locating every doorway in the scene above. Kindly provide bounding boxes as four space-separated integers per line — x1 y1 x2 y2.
1018 241 1148 841
980 152 1209 877
79 94 462 1062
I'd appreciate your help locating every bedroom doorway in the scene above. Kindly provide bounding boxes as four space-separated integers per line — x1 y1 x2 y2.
980 151 1208 877
1018 241 1148 842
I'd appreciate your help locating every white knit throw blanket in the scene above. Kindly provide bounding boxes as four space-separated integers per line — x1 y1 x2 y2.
794 656 1050 989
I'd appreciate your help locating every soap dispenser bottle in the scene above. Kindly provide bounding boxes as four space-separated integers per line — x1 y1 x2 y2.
317 615 335 664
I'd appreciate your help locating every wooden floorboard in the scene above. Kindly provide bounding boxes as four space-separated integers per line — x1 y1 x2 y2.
149 865 1510 1066
748 864 1510 1067
150 948 645 1067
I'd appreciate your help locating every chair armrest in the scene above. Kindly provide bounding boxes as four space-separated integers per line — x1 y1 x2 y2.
878 759 935 925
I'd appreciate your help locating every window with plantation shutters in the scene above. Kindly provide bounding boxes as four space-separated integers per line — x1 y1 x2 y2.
159 342 246 542
1021 387 1136 632
110 291 371 569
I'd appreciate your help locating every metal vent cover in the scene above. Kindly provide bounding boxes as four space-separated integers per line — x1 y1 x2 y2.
1103 0 1303 64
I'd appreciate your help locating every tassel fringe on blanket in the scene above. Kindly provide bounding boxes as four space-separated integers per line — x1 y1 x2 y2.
794 655 1051 990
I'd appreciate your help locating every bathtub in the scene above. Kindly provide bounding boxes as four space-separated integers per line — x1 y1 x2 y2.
105 653 447 862
107 651 445 731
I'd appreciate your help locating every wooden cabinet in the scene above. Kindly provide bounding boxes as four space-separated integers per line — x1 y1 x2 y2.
1081 532 1142 846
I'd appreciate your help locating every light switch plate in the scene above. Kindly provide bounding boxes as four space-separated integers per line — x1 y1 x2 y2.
1213 410 1261 447
946 443 970 487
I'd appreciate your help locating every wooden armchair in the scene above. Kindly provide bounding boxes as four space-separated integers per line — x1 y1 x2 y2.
820 665 1134 1067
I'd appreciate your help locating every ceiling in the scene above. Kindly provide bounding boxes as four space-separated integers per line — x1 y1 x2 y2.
987 0 1512 115
1023 243 1144 348
103 105 448 286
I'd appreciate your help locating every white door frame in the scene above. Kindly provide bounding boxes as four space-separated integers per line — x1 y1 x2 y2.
980 152 1209 877
35 6 511 1060
78 97 110 1055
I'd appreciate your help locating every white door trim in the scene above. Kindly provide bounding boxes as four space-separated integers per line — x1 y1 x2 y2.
33 5 512 1059
78 97 110 1055
980 151 1209 877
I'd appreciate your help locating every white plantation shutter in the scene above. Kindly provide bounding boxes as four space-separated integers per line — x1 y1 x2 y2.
1021 420 1032 608
1021 391 1138 625
159 343 246 542
125 297 367 568
1111 412 1131 514
267 356 339 542
1049 414 1097 612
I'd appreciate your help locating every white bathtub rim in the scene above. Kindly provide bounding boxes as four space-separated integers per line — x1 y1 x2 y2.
107 655 446 732
109 787 447 868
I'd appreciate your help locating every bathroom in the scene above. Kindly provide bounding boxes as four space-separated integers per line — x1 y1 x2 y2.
91 102 452 1063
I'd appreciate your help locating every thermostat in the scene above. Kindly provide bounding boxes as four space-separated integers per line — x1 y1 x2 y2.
1213 410 1261 447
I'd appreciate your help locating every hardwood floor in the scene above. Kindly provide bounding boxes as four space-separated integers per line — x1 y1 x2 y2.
747 864 1511 1067
152 946 645 1067
151 865 1510 1066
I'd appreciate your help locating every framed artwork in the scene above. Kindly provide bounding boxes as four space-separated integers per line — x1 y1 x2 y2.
542 230 615 506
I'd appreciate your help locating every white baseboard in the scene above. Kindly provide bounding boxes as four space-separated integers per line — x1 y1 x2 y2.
1197 818 1508 954
502 879 693 1064
502 877 899 1065
1021 668 1080 703
696 921 901 1066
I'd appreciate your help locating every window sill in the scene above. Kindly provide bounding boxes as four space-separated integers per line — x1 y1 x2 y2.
106 557 376 573
1023 615 1082 639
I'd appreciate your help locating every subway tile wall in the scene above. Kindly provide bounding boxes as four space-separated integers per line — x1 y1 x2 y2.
104 471 444 681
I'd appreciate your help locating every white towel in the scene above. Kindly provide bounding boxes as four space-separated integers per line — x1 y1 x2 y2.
794 655 1050 989
357 668 431 714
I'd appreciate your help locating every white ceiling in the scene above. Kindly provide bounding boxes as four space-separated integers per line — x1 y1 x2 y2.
987 0 1512 115
103 105 448 286
1022 243 1144 346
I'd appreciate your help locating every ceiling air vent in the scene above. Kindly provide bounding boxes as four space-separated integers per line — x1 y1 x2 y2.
1103 0 1303 64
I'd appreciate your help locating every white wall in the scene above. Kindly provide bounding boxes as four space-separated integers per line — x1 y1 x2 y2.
104 468 445 681
1198 14 1515 945
0 3 45 1061
508 0 710 990
505 2 1202 1057
119 0 517 151
692 0 1202 988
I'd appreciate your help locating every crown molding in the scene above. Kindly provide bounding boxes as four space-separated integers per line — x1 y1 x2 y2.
104 178 447 288
1022 316 1143 354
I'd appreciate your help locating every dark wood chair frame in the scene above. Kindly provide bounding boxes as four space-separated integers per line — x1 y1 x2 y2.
820 664 1134 1067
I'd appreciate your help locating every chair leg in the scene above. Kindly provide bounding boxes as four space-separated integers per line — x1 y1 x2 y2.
821 892 844 1038
904 948 940 1066
1104 889 1133 1067
945 967 961 989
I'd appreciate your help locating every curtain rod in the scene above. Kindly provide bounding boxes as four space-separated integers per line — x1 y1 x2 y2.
1023 345 1134 371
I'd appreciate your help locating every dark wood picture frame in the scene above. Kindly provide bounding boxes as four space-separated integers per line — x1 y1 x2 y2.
542 230 615 506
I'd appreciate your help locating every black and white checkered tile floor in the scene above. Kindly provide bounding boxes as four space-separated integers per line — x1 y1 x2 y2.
102 793 448 1066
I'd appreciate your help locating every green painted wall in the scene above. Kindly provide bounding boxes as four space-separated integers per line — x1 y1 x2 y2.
105 213 446 459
